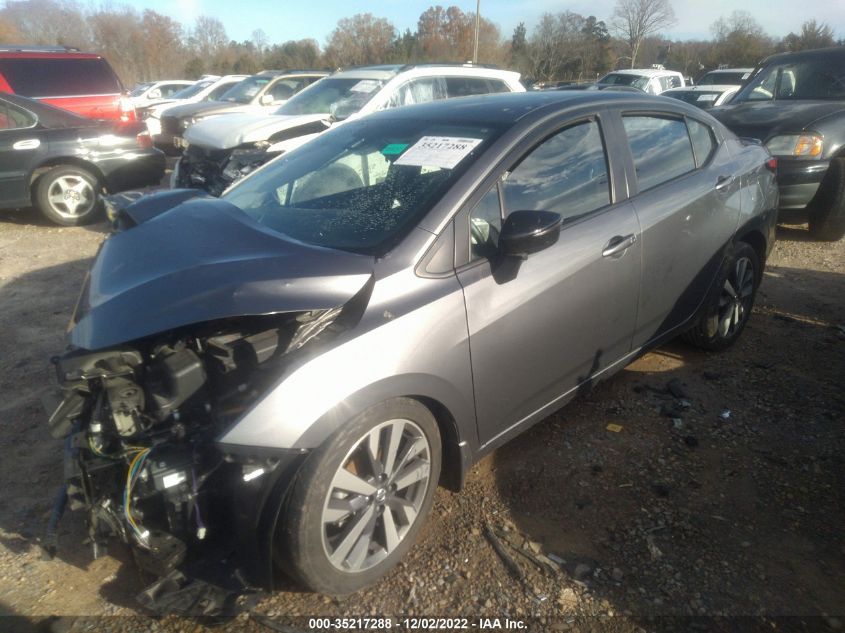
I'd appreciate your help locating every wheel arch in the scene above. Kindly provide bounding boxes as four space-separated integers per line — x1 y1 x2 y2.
30 158 107 193
288 374 477 493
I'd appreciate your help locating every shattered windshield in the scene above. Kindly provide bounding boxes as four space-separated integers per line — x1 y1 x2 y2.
598 73 649 90
219 76 272 104
733 58 845 102
223 117 502 255
276 77 387 117
170 80 212 99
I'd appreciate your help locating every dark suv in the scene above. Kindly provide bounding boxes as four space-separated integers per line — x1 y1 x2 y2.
0 46 135 124
711 47 845 240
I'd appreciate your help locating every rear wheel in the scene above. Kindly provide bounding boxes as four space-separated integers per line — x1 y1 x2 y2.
275 398 441 595
808 157 845 241
34 165 102 226
683 242 760 351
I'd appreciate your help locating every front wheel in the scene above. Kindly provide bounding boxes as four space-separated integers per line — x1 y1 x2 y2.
275 398 441 595
683 241 761 351
34 165 103 226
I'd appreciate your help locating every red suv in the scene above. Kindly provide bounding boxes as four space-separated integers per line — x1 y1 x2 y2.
0 46 135 124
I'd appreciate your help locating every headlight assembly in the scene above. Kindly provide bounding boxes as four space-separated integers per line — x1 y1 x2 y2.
766 134 823 158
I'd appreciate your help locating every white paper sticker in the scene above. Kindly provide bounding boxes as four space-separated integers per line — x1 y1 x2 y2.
162 471 187 489
394 136 483 169
350 80 381 94
697 93 718 101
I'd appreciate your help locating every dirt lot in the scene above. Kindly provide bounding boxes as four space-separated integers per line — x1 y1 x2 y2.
0 206 842 633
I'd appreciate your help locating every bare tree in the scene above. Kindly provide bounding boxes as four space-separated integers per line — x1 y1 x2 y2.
782 20 835 52
323 13 396 68
610 0 675 68
711 11 774 67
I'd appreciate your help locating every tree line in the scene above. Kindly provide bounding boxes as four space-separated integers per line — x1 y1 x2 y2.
0 0 840 87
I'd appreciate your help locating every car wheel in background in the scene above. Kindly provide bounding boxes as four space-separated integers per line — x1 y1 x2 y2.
808 157 845 241
275 398 441 595
35 165 103 226
683 241 761 351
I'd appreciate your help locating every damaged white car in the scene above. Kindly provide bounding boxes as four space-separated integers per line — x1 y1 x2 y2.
173 63 525 195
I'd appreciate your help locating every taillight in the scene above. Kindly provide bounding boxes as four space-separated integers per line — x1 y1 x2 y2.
765 157 777 173
119 94 136 123
136 131 153 149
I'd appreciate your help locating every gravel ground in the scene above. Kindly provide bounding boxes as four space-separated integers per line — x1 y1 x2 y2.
0 205 842 633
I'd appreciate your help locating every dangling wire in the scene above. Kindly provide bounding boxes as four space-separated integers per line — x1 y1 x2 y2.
123 447 152 543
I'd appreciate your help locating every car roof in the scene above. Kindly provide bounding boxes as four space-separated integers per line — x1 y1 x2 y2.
0 50 102 60
705 68 753 73
332 63 519 81
0 91 100 128
760 46 845 66
605 69 682 77
364 90 695 126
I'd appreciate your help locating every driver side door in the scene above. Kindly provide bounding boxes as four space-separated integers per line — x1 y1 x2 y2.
456 114 641 447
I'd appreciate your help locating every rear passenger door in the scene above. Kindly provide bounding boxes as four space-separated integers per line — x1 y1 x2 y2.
618 111 742 349
0 100 42 207
456 114 641 446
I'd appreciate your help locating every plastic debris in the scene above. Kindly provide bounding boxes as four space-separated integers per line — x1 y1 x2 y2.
671 417 684 430
606 423 623 433
484 523 524 581
720 409 732 420
548 553 566 565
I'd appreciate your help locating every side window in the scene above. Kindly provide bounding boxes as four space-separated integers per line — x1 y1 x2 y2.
268 79 297 102
486 79 510 93
207 82 235 100
160 84 184 98
387 77 447 108
0 101 36 130
501 120 611 223
623 115 696 191
469 185 503 260
687 119 717 167
445 76 491 97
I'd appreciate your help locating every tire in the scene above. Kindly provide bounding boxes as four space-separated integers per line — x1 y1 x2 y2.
808 157 845 241
34 165 103 226
683 241 761 352
275 398 441 595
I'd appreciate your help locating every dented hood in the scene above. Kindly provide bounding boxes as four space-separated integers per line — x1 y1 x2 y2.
69 198 374 351
185 113 329 150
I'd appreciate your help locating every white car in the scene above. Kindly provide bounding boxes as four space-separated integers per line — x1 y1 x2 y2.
130 80 194 109
144 75 249 142
661 68 753 110
596 68 686 95
175 64 525 195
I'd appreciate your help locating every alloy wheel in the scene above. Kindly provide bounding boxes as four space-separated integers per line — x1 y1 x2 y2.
716 255 755 339
321 418 431 573
47 175 96 220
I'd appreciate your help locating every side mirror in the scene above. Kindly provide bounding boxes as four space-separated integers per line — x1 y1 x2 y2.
148 89 162 100
260 93 274 106
499 210 562 258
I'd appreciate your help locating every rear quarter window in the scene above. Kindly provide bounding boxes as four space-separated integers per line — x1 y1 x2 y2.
0 58 121 97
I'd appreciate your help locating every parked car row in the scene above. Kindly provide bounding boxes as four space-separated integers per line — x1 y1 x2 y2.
18 42 845 605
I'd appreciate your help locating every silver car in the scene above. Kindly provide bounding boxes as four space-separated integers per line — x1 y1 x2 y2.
48 91 778 599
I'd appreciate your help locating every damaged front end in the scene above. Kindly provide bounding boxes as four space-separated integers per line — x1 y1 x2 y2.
174 144 264 196
43 195 376 603
48 310 344 587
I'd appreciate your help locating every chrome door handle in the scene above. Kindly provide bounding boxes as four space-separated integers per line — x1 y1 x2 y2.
715 175 735 191
602 234 637 257
12 139 40 150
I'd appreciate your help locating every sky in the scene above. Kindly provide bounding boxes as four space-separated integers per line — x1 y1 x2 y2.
156 0 844 45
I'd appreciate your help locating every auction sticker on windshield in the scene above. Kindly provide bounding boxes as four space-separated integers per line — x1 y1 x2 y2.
395 136 483 169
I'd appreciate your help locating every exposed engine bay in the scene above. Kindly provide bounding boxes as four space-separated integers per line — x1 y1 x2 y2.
46 309 343 583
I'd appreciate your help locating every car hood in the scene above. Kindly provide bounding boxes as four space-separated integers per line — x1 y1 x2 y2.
68 198 374 351
185 113 329 149
671 85 739 93
711 101 845 141
162 100 251 119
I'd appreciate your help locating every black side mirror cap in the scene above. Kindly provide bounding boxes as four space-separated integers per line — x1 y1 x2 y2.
499 210 562 258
